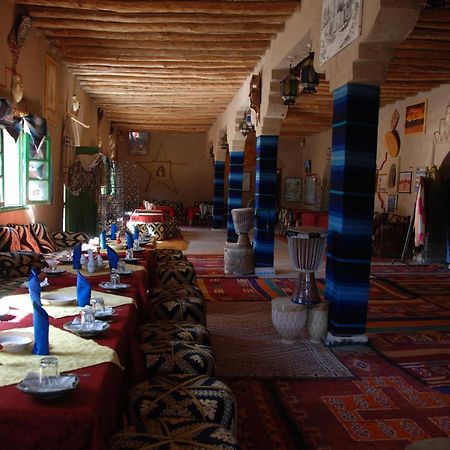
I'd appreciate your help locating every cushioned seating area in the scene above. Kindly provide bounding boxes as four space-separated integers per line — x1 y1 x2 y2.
127 374 236 433
146 199 185 225
156 261 196 287
109 417 239 450
151 296 206 325
0 251 44 278
152 283 203 300
139 321 210 345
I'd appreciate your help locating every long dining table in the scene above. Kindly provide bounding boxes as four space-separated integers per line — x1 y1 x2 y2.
0 247 153 450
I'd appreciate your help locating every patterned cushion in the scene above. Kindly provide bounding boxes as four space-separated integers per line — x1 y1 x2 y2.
51 231 89 248
109 417 239 450
0 226 21 251
29 223 57 253
155 249 186 262
165 219 180 239
140 341 215 377
152 284 204 300
0 251 44 278
6 225 41 253
147 199 185 224
147 222 169 241
156 261 196 287
151 296 206 325
138 321 210 345
127 374 236 434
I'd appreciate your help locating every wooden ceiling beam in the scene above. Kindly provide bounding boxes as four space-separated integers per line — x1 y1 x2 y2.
17 1 300 15
63 55 259 64
67 63 254 71
70 68 253 76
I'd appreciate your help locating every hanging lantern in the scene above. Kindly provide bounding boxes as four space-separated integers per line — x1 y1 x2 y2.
300 52 320 94
280 64 300 105
239 108 255 137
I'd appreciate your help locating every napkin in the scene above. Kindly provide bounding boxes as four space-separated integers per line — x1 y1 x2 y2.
133 225 139 240
110 223 117 240
76 272 91 307
106 245 119 269
126 230 134 249
28 270 49 355
72 242 82 270
99 230 106 250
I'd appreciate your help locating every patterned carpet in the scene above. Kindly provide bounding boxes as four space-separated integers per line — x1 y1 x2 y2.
186 254 225 276
226 350 450 450
207 302 353 379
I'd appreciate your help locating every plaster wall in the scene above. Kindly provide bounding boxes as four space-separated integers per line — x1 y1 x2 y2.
116 131 213 208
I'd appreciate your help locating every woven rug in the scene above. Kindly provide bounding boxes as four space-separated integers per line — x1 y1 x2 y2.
186 254 225 276
207 302 353 379
371 263 450 275
224 350 450 450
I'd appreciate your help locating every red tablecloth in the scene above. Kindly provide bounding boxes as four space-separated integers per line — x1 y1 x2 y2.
0 251 153 450
130 212 165 223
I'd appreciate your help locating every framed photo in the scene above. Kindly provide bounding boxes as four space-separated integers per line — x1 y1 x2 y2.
128 131 150 155
284 177 301 202
377 173 388 193
405 101 427 135
398 171 412 193
305 174 317 205
387 194 397 213
242 171 251 192
44 54 58 125
304 159 312 174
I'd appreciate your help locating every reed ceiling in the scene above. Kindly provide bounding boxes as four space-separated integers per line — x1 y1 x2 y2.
15 1 450 137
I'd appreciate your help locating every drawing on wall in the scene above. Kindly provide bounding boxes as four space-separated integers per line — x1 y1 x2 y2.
320 0 363 65
405 101 427 135
398 171 412 193
137 142 186 194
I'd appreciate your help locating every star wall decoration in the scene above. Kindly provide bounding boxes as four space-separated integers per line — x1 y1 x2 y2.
137 143 186 194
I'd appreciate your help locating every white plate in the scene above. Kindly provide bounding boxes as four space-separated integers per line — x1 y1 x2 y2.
95 307 114 319
41 293 77 306
99 282 130 291
0 332 33 352
63 320 110 338
42 268 66 275
17 374 79 399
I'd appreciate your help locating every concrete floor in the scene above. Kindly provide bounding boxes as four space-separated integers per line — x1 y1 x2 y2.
181 226 326 278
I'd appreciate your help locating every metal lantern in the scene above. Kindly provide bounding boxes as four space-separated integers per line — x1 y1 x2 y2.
300 52 320 94
280 65 300 105
239 108 254 137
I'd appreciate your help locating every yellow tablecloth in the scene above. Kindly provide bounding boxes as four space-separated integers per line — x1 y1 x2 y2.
0 326 122 387
4 287 134 319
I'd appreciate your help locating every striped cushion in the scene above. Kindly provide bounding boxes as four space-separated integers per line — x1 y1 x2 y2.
51 231 89 248
109 418 239 450
0 226 21 252
0 251 44 278
139 321 210 345
7 225 41 253
29 223 57 253
151 296 206 325
127 374 236 434
140 341 215 377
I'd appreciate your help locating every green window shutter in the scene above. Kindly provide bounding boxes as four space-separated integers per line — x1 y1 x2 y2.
24 132 52 204
0 130 4 207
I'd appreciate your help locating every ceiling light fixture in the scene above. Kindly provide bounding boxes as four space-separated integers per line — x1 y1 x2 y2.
239 108 255 137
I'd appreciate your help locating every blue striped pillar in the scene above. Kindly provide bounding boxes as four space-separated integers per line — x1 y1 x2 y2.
253 135 278 269
226 151 244 242
213 160 226 229
325 83 380 336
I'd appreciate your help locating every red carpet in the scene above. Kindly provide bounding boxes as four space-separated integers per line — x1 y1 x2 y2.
186 254 225 276
227 350 450 450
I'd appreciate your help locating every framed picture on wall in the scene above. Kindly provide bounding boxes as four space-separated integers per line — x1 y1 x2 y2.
128 131 150 155
387 194 397 213
398 171 412 193
405 101 427 135
284 177 301 202
305 174 317 205
44 54 58 125
242 171 251 192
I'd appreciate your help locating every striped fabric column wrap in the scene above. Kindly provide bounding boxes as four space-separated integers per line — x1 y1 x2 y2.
213 160 226 229
325 83 380 336
253 135 278 268
226 151 244 242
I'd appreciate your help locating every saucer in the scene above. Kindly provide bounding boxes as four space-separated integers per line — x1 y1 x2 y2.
41 293 77 306
63 320 110 338
42 268 66 275
17 374 79 399
0 332 33 352
99 281 130 291
95 307 114 319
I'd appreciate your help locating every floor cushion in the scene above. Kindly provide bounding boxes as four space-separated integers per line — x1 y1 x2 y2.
156 261 196 287
0 226 21 252
151 296 206 325
138 321 210 345
152 284 204 300
127 374 236 434
109 417 239 450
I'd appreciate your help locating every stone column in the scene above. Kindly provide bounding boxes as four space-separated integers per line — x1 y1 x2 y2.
226 150 244 242
212 159 226 230
253 134 278 273
325 83 380 337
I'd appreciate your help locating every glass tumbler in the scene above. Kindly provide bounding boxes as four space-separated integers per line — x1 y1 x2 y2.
91 297 105 314
117 260 127 273
110 271 120 287
39 356 59 385
80 305 95 330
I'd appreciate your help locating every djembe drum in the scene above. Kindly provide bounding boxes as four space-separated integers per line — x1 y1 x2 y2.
286 226 327 305
231 208 253 247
